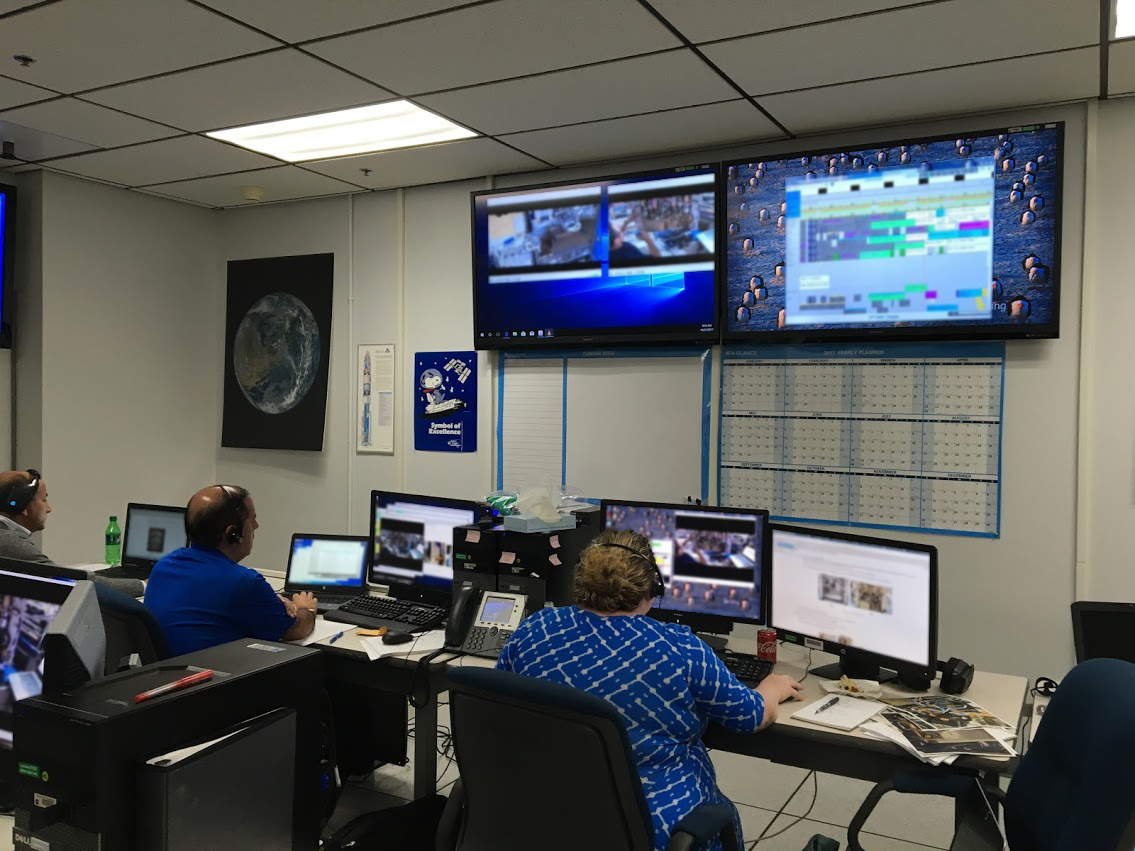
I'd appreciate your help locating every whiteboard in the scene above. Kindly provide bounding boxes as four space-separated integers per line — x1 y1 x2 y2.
497 349 711 503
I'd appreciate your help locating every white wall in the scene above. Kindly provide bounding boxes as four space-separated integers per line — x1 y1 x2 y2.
23 171 220 564
1080 96 1135 602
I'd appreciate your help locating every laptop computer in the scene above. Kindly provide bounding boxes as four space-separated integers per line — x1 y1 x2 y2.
1071 601 1135 664
283 534 369 612
99 503 188 582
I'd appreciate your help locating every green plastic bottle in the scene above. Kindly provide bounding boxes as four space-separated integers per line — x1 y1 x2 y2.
104 516 121 566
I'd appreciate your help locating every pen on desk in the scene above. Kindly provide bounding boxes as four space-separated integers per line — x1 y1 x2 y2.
134 669 213 704
328 631 345 645
815 696 840 714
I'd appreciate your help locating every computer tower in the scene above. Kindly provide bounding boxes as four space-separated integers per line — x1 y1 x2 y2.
13 640 322 851
452 524 498 596
497 524 598 612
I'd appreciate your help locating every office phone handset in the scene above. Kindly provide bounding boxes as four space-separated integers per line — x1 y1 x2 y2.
445 586 527 659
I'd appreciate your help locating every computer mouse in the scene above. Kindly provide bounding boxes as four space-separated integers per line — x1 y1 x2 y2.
382 631 414 645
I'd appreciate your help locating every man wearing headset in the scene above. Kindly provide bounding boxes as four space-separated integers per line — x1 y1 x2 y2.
0 469 145 597
145 484 318 655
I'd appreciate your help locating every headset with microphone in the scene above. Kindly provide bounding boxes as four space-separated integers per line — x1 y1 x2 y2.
217 485 247 545
594 541 666 601
0 469 42 516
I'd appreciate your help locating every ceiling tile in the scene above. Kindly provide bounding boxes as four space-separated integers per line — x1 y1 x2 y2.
704 0 1098 96
86 49 392 133
418 50 738 135
46 135 280 187
308 0 679 96
501 100 783 165
648 0 928 44
304 137 547 189
0 119 96 162
0 75 54 110
0 0 279 93
142 165 362 207
1109 38 1135 96
760 47 1098 135
197 0 481 43
1 98 176 149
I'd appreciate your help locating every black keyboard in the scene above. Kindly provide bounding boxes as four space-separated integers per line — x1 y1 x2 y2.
312 592 366 612
97 564 150 582
323 596 446 632
718 649 773 687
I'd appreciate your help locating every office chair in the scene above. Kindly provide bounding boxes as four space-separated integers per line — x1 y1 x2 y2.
93 582 170 674
845 658 1135 850
436 667 741 851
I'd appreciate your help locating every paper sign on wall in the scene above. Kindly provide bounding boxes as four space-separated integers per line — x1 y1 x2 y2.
414 351 477 453
357 344 395 453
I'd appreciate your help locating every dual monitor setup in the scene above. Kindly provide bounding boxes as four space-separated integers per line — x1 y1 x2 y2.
471 121 1063 348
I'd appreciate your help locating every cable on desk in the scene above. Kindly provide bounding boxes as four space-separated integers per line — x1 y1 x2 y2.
408 646 463 710
750 771 817 847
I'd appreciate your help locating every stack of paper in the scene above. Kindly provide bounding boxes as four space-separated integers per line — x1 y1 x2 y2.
358 629 447 662
860 695 1017 766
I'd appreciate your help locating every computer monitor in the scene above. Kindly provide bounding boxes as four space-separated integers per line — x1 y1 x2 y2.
368 491 491 605
122 503 188 571
42 580 104 694
285 534 368 594
1071 602 1135 664
600 499 769 644
770 524 937 683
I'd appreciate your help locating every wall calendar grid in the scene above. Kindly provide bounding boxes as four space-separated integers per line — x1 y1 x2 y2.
718 342 1004 537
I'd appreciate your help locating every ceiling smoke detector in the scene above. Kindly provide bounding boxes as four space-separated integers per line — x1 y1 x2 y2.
240 185 265 204
12 55 35 67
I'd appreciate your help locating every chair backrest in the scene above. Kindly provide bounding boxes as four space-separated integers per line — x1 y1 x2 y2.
446 667 655 851
1005 658 1135 850
93 582 170 674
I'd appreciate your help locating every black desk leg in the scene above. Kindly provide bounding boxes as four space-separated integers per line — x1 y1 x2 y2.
414 694 438 800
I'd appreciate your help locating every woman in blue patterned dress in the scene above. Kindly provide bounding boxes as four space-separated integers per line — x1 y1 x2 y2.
496 529 804 851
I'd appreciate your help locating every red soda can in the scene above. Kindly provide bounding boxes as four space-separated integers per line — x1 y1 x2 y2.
757 628 777 663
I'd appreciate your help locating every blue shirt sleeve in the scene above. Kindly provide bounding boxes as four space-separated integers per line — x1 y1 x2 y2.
678 628 764 733
237 570 297 641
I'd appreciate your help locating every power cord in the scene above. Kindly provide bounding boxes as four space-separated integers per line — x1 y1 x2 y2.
750 771 818 847
974 778 1006 847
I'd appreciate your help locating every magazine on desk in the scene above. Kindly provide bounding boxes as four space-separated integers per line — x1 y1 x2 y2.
859 695 1017 765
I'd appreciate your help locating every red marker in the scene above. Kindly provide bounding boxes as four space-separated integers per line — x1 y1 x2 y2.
134 669 214 704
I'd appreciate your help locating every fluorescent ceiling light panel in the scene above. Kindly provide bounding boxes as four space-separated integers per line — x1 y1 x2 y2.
1118 0 1135 38
207 101 477 161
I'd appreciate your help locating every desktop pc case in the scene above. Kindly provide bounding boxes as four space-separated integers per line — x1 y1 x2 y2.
13 640 322 851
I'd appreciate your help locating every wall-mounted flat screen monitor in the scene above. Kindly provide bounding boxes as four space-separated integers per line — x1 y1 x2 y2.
722 123 1063 343
472 165 719 349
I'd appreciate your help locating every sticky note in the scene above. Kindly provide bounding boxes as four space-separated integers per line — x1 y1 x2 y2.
499 552 516 564
549 554 561 566
465 529 481 544
549 535 561 549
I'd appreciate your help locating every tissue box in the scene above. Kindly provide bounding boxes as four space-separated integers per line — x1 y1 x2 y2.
501 513 577 533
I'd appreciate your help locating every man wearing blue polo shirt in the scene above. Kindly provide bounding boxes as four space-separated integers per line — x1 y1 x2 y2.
146 484 318 655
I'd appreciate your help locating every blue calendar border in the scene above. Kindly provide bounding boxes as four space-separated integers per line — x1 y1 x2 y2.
716 341 1004 539
498 347 713 502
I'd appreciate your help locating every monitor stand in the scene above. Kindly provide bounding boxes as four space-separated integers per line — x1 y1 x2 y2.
809 658 897 684
695 632 729 651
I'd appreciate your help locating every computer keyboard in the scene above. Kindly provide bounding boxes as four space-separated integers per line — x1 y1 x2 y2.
313 592 366 613
718 649 773 687
323 595 446 632
96 564 150 582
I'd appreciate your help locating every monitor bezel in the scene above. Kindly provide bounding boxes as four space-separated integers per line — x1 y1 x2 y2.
470 162 722 351
367 490 491 602
720 121 1065 345
1070 600 1135 664
0 183 14 350
599 498 771 631
768 523 938 681
123 502 188 568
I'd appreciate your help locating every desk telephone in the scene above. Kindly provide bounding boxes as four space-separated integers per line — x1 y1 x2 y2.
446 586 527 659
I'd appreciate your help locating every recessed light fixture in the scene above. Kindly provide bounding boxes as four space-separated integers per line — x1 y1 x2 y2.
1118 0 1135 38
207 101 477 162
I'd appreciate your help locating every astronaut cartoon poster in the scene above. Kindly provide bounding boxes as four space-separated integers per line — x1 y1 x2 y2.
414 351 477 452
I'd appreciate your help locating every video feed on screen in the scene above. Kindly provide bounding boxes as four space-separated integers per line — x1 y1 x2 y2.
488 198 601 272
472 167 719 348
370 496 476 588
723 123 1062 341
0 594 62 746
771 528 930 667
604 503 764 621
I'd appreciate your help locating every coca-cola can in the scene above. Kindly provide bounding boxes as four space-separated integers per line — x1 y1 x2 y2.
757 628 778 663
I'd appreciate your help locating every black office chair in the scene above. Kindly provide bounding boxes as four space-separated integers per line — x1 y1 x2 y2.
436 667 740 851
93 582 169 674
845 658 1135 850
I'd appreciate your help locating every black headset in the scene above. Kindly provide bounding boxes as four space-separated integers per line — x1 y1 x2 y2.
937 657 975 695
596 542 666 600
218 485 247 545
0 469 41 516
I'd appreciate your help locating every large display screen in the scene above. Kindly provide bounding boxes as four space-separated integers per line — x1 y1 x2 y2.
368 491 484 591
723 123 1063 343
472 166 718 349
